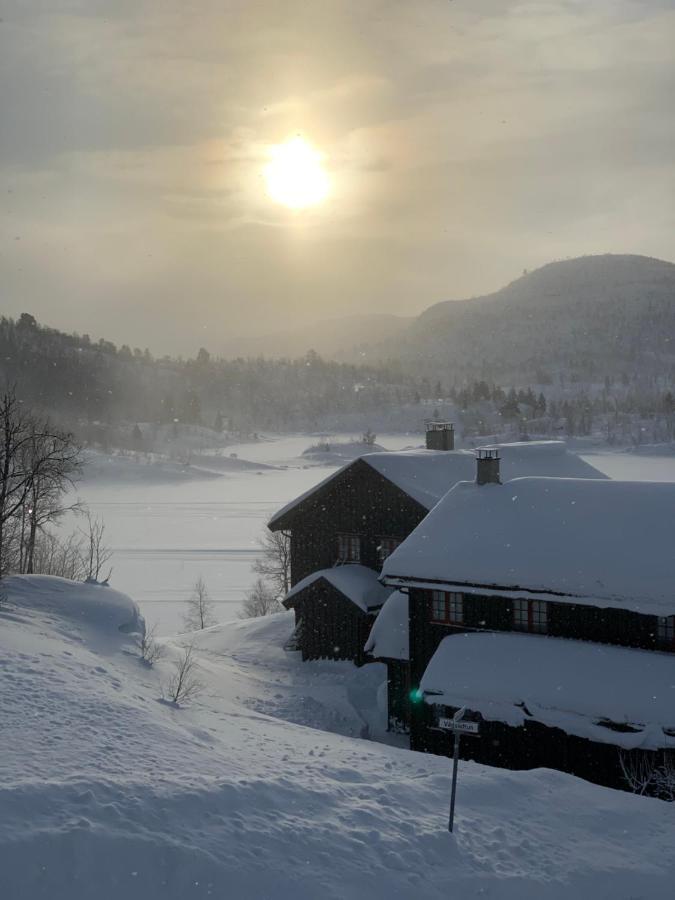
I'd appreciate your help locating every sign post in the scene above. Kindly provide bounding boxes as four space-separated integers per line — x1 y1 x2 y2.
437 707 480 833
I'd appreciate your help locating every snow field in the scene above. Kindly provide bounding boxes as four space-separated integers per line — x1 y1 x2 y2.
1 576 675 899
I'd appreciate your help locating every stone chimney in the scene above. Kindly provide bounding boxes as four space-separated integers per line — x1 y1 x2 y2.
476 448 501 485
425 421 455 451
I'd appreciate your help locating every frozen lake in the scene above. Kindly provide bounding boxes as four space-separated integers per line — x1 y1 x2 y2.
74 434 417 634
72 437 675 635
579 451 675 483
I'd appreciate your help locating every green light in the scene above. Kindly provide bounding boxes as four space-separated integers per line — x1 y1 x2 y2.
409 687 424 704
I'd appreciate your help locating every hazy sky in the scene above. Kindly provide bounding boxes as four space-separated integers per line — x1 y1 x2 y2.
1 0 674 355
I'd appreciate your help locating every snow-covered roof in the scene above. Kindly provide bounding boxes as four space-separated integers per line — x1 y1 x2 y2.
364 591 409 660
284 565 390 613
421 632 675 750
269 441 603 528
382 476 675 617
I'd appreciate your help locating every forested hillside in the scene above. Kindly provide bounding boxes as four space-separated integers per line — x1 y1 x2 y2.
0 314 419 434
351 254 675 387
3 253 674 446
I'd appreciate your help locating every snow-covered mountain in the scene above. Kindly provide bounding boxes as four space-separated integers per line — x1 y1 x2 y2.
354 254 675 384
2 575 675 899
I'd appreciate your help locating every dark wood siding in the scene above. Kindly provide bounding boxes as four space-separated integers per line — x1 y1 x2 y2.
293 579 376 665
283 459 428 585
404 585 673 793
409 588 669 682
385 659 411 733
412 701 665 794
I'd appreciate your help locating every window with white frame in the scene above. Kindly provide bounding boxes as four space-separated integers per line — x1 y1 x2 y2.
337 533 361 563
657 615 675 648
430 590 464 625
377 536 401 565
512 599 548 634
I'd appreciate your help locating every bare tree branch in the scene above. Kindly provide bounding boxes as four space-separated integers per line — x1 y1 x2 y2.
252 529 291 599
139 623 164 666
162 642 202 705
182 576 216 630
240 577 283 619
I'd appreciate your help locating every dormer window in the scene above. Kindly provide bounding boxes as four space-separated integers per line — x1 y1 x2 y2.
513 599 548 634
431 591 464 625
337 533 361 564
377 536 401 565
657 615 675 649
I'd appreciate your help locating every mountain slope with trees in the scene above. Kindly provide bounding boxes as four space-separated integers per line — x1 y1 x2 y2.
350 254 675 387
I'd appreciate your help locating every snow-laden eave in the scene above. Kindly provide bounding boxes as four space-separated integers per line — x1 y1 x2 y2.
421 632 675 751
283 577 385 614
380 573 675 619
423 694 675 752
283 565 389 614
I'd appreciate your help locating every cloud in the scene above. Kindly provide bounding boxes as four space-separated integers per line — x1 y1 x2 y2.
0 0 673 353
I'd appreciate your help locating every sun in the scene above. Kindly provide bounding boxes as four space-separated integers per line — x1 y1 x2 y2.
264 136 330 209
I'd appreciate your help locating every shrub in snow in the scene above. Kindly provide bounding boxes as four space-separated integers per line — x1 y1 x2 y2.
79 511 113 582
619 750 675 800
240 578 282 618
30 531 86 581
162 642 203 705
252 529 291 599
139 623 164 666
182 576 216 630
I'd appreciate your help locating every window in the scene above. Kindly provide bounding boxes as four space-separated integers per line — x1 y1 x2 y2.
512 599 548 634
377 536 401 565
431 590 463 625
337 533 361 563
657 615 675 648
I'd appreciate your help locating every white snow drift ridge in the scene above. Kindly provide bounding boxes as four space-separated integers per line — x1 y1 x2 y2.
2 577 675 899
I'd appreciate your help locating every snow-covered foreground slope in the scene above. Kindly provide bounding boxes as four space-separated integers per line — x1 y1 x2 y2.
2 577 675 900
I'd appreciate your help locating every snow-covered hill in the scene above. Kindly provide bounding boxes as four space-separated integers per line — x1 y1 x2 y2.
2 575 675 899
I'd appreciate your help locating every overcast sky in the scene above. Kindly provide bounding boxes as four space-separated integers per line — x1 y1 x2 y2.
1 0 674 355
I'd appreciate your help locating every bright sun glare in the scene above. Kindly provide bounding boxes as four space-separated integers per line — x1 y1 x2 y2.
264 137 330 209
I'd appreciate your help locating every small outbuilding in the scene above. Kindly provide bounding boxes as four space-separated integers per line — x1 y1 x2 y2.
283 565 389 665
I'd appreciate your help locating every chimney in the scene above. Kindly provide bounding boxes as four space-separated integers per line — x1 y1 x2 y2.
425 421 455 451
476 448 501 485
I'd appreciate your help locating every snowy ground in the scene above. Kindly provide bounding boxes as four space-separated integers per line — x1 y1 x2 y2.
2 575 675 900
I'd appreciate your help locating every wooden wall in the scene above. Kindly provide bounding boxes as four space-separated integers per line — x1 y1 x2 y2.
293 579 377 666
384 659 411 733
408 588 672 699
411 699 665 794
278 460 428 585
404 586 673 792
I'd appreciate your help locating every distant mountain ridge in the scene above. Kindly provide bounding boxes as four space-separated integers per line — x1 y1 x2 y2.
419 254 675 322
349 254 675 385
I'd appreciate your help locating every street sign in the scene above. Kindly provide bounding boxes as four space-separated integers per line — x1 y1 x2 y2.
438 717 480 735
437 709 482 833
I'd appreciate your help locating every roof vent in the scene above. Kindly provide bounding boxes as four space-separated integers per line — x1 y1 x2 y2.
425 421 454 451
476 448 500 485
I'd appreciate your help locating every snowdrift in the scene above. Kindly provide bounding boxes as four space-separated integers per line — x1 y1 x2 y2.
2 574 144 643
